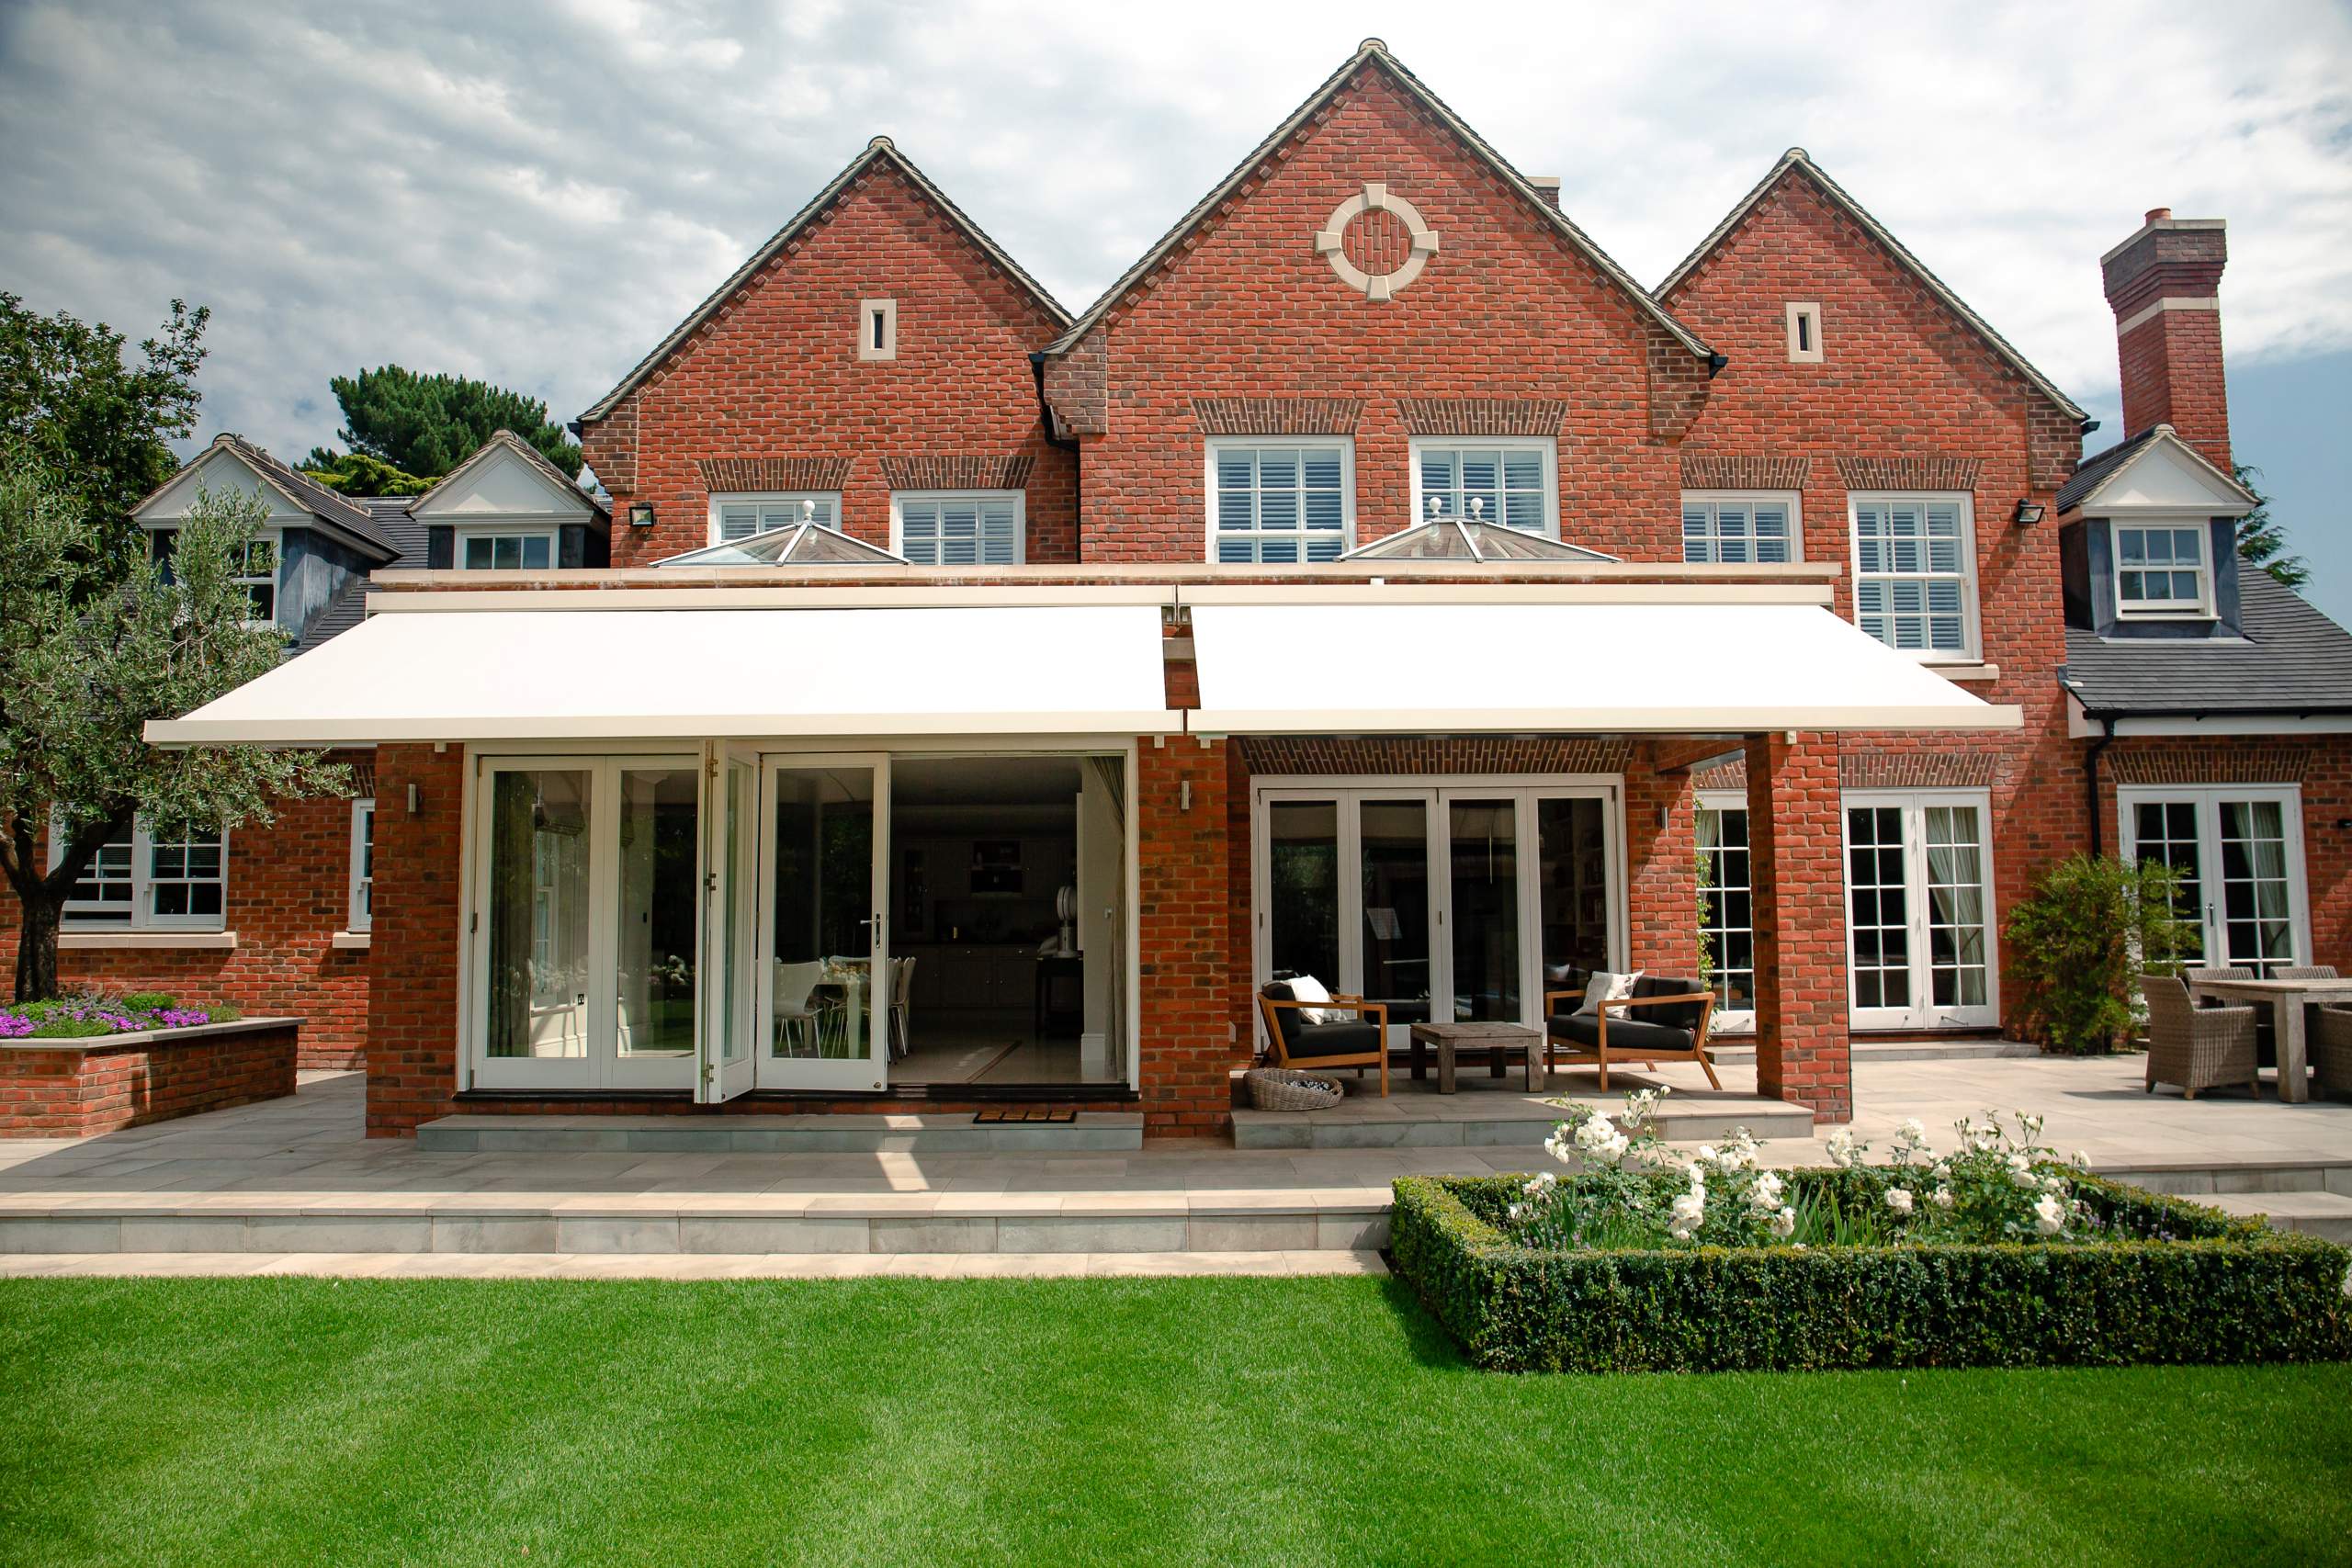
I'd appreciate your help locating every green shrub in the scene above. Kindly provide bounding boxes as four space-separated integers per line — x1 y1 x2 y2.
118 991 177 1012
1391 1173 2352 1373
2005 853 2197 1054
28 1017 115 1039
209 1002 242 1023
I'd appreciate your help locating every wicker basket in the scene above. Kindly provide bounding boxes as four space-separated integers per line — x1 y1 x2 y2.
1245 1067 1344 1111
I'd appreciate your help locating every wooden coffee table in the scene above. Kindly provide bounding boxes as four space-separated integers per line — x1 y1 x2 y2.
1408 1021 1548 1093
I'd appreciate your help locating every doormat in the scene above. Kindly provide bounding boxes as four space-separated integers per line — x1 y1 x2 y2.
973 1106 1079 1124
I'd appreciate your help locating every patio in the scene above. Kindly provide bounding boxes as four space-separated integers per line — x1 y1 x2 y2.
0 1051 2346 1275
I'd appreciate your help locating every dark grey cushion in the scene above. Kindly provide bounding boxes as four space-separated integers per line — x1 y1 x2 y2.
1632 975 1705 1033
1547 1012 1695 1055
1286 1021 1381 1058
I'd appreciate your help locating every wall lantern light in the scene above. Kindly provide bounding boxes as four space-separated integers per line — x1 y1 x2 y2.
628 502 656 529
2011 499 2046 526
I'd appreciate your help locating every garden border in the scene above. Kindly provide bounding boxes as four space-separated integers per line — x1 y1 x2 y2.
1391 1172 2352 1373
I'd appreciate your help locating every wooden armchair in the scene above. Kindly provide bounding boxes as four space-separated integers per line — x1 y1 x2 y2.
1257 980 1390 1097
1543 974 1720 1090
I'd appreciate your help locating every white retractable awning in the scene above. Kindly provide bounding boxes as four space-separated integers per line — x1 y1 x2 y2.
149 605 1178 744
1186 602 2020 733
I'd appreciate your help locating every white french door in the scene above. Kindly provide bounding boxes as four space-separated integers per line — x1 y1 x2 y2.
698 744 760 1102
1842 790 1999 1031
1252 779 1623 1043
469 754 707 1091
754 755 891 1092
2118 785 2306 974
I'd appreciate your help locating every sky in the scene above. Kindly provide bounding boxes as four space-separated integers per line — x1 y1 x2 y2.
3 0 2347 613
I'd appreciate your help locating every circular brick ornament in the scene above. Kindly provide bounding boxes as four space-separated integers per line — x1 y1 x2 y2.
1313 181 1439 300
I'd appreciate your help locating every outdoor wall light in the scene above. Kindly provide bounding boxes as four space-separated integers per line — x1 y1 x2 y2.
2011 499 2046 526
628 502 656 529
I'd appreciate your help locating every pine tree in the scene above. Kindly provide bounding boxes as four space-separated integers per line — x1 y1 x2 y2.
2233 462 2308 589
305 366 581 481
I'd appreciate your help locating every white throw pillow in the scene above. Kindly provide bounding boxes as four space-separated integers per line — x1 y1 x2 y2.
1286 974 1334 1026
1576 970 1640 1016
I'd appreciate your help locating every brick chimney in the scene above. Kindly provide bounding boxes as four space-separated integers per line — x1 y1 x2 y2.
2101 208 2231 470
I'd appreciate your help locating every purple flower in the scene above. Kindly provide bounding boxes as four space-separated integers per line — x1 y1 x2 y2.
0 1012 32 1039
154 1009 209 1030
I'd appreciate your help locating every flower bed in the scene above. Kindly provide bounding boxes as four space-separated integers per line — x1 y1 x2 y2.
0 991 241 1041
1392 1096 2352 1373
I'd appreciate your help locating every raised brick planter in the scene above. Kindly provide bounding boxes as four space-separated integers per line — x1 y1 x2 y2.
0 1018 300 1138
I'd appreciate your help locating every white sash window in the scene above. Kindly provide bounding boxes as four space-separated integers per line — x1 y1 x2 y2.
1208 439 1352 563
1850 492 1978 659
894 491 1023 565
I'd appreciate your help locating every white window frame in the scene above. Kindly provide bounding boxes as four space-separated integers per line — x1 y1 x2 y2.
1204 436 1357 564
50 816 230 933
454 527 558 572
890 491 1026 566
2111 517 2217 619
2117 784 2309 973
1786 301 1824 363
234 527 281 629
1849 491 1981 662
1680 490 1803 565
348 797 375 933
859 298 897 361
707 491 844 546
1840 788 1998 1031
1695 789 1756 1032
1407 436 1558 539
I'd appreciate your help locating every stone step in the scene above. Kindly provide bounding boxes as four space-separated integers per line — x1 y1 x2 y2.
1232 1097 1815 1151
2090 1162 2352 1198
0 1250 1393 1280
1707 1038 2041 1065
0 1193 1390 1258
2200 1190 2352 1243
416 1111 1143 1156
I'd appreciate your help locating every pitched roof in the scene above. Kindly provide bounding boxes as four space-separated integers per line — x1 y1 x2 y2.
1041 39 1713 363
2064 572 2352 717
1657 148 2090 426
412 429 610 520
137 434 401 560
579 139 1070 424
289 497 428 655
2056 423 2257 513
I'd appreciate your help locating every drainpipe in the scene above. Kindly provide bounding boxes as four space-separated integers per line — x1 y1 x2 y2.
1027 352 1082 456
2085 714 2115 856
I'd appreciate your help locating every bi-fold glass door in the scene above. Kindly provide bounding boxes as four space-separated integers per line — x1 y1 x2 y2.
472 755 712 1091
1255 783 1621 1043
754 756 890 1092
2118 785 2306 974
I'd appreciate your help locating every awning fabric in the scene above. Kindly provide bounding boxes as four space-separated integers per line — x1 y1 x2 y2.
150 605 1178 744
1185 602 2020 734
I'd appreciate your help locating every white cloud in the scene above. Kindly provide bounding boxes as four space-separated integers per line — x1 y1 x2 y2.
1 0 2346 462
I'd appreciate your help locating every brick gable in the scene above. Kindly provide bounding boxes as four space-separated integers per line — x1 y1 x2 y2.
581 160 1075 565
1061 69 1711 562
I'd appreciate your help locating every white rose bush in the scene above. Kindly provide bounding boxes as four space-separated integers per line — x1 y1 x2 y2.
1504 1095 2104 1251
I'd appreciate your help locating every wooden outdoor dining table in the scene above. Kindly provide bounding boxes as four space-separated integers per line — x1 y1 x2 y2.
2185 975 2352 1104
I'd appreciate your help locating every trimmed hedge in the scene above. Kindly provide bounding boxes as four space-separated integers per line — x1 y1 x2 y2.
1391 1172 2352 1374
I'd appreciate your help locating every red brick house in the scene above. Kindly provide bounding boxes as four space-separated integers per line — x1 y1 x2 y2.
137 40 2352 1132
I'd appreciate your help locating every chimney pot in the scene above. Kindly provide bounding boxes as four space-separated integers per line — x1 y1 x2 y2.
2144 207 2172 224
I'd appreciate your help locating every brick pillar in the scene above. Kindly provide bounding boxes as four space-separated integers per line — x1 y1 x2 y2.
1745 732 1850 1122
1136 737 1233 1137
366 744 465 1137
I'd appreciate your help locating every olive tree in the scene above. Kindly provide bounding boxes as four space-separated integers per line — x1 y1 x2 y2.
0 451 347 1000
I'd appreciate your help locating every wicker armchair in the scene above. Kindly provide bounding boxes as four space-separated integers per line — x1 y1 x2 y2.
2313 1006 2352 1099
2143 974 2258 1100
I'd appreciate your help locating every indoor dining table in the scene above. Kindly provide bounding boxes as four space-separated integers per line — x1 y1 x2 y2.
2184 974 2352 1104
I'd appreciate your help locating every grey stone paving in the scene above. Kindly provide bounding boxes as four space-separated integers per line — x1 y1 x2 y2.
0 1249 1392 1280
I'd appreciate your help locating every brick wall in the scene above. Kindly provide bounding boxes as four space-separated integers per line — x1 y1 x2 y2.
366 745 465 1136
0 1020 299 1137
0 785 371 1071
579 160 1076 567
1746 732 1852 1121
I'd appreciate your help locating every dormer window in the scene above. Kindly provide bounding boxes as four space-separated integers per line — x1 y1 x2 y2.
233 534 280 626
2115 525 2212 617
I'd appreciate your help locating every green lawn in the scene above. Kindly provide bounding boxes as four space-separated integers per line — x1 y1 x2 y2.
3 1276 2347 1567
